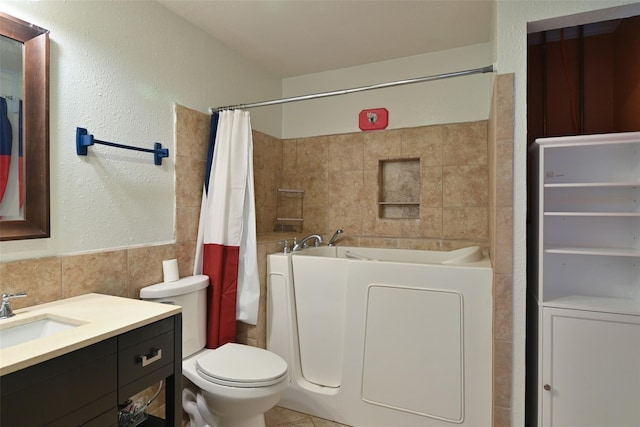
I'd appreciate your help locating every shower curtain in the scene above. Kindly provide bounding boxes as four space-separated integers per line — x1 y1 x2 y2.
194 109 260 348
0 97 13 206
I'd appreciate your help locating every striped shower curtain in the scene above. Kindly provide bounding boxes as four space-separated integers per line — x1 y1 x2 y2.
194 109 260 348
0 97 13 206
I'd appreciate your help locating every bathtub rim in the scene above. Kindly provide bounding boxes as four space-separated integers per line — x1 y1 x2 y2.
287 245 491 268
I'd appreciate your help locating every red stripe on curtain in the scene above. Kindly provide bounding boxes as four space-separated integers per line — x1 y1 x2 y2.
0 156 10 204
202 243 239 348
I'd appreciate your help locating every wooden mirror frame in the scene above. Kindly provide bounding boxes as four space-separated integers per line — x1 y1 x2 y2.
0 12 50 241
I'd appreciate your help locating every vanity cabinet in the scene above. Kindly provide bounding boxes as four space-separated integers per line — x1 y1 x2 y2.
529 132 640 427
0 314 182 427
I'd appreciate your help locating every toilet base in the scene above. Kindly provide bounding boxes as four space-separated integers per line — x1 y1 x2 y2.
186 417 266 427
183 385 268 427
203 415 265 427
185 412 266 427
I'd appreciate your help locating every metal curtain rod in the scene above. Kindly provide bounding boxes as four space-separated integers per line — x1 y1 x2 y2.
211 64 494 112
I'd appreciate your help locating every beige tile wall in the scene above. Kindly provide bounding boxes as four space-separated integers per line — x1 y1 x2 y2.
277 122 490 250
0 243 177 309
489 73 515 427
174 104 210 278
253 131 284 233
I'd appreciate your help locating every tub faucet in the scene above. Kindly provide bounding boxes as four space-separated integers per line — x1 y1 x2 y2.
292 234 323 252
0 292 27 319
328 229 344 246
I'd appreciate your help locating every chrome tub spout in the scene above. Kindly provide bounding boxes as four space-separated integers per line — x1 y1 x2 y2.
292 234 323 251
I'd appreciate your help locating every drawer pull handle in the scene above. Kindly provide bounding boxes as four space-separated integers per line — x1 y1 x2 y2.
139 349 162 367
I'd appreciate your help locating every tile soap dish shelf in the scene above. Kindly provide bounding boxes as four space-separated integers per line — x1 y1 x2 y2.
275 189 304 232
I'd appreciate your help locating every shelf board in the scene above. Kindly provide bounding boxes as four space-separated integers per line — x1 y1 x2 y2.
277 189 304 194
537 133 640 147
544 211 640 217
544 246 640 257
544 182 640 188
378 202 420 206
542 294 640 316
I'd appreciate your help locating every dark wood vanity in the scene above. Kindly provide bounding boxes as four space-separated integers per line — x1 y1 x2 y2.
1 314 182 427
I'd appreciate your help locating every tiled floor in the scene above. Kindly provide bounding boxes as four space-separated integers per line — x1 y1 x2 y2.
265 406 352 427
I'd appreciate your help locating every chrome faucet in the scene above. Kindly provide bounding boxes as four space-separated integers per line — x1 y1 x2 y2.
292 234 323 252
0 292 27 319
328 229 344 246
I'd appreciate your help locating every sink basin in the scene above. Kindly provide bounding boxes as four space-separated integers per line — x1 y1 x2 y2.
0 316 82 350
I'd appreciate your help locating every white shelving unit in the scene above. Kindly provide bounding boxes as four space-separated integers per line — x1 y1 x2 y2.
529 132 640 427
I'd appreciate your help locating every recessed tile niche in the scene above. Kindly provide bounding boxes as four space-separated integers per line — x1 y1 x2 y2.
378 158 420 219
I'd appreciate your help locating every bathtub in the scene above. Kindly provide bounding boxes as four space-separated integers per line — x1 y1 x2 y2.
267 246 493 427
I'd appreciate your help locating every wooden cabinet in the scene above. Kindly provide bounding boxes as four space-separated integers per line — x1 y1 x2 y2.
529 132 640 427
0 314 182 427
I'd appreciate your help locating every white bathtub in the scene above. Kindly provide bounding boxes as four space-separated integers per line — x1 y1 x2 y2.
267 246 493 427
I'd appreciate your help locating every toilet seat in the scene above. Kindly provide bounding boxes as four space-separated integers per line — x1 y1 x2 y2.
196 343 287 388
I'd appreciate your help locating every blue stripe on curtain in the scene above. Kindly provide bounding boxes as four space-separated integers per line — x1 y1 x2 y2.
18 100 22 157
204 112 219 195
0 97 12 156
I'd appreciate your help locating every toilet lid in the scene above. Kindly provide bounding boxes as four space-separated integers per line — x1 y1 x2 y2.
196 343 287 388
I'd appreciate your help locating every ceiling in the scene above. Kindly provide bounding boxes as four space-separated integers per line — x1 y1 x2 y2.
157 0 494 78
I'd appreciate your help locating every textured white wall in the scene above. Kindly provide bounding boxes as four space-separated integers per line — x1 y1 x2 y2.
496 1 640 425
0 1 281 262
281 43 494 139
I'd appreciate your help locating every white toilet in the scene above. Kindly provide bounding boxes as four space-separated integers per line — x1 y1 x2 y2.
140 275 288 427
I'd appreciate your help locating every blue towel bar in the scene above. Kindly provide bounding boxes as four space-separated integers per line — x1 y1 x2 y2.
76 127 169 165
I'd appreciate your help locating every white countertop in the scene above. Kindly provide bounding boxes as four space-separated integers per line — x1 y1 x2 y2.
0 293 181 376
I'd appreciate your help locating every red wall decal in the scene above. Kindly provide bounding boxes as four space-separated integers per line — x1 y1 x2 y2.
359 108 388 131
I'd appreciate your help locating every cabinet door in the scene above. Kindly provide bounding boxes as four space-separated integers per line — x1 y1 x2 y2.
541 308 640 427
1 338 117 427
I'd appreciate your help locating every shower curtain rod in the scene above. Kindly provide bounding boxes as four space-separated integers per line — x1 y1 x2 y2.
211 64 494 112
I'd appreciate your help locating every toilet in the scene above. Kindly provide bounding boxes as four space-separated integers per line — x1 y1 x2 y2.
140 275 288 427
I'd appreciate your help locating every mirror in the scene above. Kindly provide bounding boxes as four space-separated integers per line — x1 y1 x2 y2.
1 35 24 221
0 12 49 241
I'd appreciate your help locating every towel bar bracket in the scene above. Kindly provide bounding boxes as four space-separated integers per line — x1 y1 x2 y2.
76 127 169 165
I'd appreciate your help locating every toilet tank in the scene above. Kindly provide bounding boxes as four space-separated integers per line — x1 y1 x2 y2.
140 275 209 358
